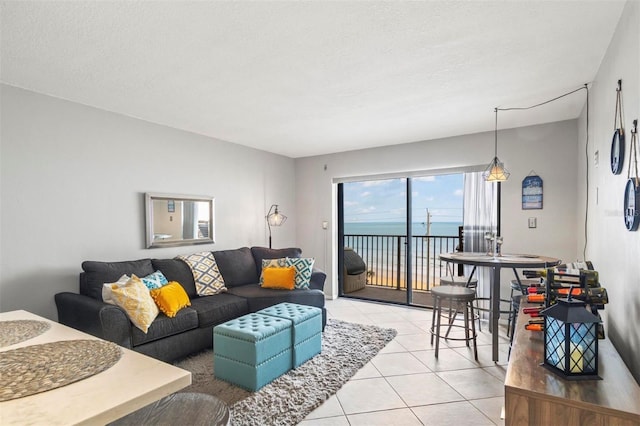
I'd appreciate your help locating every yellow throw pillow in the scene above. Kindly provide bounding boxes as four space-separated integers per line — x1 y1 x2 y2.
150 281 191 318
110 275 159 333
261 266 296 290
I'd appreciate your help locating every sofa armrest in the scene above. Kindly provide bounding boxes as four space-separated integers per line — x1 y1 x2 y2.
309 268 327 291
55 292 133 348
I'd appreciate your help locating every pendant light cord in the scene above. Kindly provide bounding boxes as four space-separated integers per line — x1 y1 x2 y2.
584 84 589 260
496 86 588 112
494 107 499 158
496 84 590 260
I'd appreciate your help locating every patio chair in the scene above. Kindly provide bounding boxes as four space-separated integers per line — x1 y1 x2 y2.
343 248 367 293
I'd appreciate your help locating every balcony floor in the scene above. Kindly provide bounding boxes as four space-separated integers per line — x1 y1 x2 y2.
344 285 436 307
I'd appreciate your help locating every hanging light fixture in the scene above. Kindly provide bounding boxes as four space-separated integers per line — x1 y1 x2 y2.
266 204 287 248
484 107 510 182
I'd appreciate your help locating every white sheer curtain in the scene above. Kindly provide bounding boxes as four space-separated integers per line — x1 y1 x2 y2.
463 172 498 304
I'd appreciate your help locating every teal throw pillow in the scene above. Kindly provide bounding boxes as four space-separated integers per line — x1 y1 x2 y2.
286 257 315 289
140 270 169 290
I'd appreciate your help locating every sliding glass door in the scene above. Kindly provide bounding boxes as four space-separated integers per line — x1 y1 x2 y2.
338 173 464 306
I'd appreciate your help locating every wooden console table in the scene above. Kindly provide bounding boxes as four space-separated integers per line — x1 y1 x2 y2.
505 303 640 426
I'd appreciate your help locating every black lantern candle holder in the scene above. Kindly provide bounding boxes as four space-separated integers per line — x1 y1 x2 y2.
540 293 601 380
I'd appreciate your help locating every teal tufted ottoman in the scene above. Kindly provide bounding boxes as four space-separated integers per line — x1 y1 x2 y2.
258 302 322 368
213 313 292 391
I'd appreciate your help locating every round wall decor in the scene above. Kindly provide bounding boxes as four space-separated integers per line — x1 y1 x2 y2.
611 79 625 175
611 129 624 174
624 178 639 231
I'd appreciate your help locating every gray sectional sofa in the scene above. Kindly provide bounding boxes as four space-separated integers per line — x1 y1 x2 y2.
55 246 326 362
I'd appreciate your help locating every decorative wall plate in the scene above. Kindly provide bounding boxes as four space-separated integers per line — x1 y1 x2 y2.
624 178 639 231
610 129 625 174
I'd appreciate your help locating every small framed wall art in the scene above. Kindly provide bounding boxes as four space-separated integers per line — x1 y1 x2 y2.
522 173 543 210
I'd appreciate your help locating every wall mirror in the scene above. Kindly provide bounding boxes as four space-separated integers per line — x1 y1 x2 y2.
145 193 214 248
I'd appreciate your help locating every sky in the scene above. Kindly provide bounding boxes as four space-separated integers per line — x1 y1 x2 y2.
343 174 463 223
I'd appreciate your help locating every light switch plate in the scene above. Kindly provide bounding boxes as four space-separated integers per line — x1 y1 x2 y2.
528 217 537 228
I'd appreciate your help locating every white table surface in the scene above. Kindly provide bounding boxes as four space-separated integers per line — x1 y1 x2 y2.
0 310 191 425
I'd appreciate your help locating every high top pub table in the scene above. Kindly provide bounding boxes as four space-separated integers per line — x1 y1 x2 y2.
438 252 560 362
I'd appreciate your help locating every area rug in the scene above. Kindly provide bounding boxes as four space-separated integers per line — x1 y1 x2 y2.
175 319 397 426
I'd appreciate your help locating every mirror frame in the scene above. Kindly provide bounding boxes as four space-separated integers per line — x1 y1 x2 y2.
145 192 215 248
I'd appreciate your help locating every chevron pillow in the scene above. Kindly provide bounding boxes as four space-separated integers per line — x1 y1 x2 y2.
177 252 227 296
286 257 315 289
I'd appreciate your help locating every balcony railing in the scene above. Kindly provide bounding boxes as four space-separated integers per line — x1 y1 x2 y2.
344 234 461 291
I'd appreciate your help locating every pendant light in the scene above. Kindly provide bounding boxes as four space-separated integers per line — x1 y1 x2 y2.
484 108 510 182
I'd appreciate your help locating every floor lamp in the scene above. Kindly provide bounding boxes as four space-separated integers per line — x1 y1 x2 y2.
266 204 287 248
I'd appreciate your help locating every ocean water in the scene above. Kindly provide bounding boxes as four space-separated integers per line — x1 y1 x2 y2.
345 221 462 237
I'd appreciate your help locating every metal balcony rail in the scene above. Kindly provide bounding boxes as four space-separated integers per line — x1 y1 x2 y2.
344 234 461 291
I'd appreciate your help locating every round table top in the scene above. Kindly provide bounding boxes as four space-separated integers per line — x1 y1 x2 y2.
111 392 230 426
439 252 561 269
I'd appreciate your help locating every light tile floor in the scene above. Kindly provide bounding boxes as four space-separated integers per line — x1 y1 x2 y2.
301 297 511 425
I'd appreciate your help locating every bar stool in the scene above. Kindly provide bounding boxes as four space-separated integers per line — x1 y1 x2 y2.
430 285 478 360
439 275 481 332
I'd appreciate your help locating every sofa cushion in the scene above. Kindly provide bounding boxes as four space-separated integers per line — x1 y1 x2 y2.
251 247 302 277
152 259 197 298
109 275 159 333
188 294 249 328
260 258 288 285
140 270 169 290
226 284 324 313
212 247 259 287
150 281 191 318
102 274 130 305
176 252 227 296
286 257 315 289
261 266 296 290
81 259 154 300
131 307 198 347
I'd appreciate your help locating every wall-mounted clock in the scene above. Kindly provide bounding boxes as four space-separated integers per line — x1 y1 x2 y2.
610 129 624 174
624 178 639 231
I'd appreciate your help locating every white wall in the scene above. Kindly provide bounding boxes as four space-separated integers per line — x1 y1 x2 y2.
577 0 640 383
295 119 580 299
0 84 296 320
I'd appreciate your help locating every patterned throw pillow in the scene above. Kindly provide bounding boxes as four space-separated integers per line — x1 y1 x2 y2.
177 252 227 296
286 257 315 289
260 258 288 285
150 281 191 317
102 274 130 305
140 270 169 290
261 267 296 290
109 275 159 333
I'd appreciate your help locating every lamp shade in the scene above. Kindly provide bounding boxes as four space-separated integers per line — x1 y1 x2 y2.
267 205 287 227
266 204 287 248
540 297 600 379
483 157 510 182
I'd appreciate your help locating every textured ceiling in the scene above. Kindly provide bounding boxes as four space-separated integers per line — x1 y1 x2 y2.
0 1 625 158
